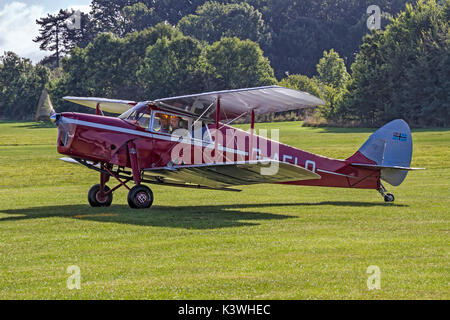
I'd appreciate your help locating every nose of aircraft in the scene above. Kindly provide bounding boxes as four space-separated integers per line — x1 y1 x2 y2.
50 113 61 125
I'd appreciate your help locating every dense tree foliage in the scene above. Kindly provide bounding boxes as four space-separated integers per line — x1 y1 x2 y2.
178 2 269 45
137 35 207 98
2 0 448 127
0 52 49 120
90 0 207 35
206 37 276 89
34 0 414 77
121 2 160 34
49 24 276 113
316 50 351 89
259 0 415 77
49 23 183 112
341 0 449 126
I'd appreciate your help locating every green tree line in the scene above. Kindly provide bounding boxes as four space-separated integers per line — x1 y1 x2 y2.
0 0 448 126
0 53 48 120
34 0 414 77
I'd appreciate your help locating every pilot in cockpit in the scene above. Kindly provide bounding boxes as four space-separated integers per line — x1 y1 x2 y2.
158 114 170 133
170 116 181 133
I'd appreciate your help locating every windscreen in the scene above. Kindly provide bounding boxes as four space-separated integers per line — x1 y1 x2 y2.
121 103 151 129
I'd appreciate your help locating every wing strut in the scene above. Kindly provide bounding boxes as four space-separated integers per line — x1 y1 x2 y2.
250 109 256 161
96 103 104 116
128 141 141 184
214 97 221 163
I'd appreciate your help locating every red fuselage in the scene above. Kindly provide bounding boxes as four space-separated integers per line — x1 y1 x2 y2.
57 112 380 190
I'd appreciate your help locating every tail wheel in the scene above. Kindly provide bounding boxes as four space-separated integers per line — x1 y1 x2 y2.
384 193 395 203
127 185 154 209
88 184 113 207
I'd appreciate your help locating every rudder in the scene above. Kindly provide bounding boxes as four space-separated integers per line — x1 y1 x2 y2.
349 119 414 186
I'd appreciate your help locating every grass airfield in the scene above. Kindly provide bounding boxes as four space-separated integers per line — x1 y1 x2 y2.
0 121 448 299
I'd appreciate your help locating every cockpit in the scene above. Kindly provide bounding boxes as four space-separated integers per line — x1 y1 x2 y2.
119 103 212 141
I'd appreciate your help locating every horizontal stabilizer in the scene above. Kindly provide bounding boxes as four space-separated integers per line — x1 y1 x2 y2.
351 163 425 171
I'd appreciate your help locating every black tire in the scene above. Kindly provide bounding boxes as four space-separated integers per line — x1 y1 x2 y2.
384 193 395 203
88 184 113 207
127 185 154 209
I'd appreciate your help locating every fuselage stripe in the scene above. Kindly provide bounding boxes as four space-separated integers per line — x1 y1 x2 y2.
62 118 248 156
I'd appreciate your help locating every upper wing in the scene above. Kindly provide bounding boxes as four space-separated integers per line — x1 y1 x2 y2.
63 97 137 114
155 86 325 120
143 160 321 189
63 86 324 119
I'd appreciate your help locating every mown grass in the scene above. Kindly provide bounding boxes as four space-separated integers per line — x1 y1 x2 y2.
0 121 448 299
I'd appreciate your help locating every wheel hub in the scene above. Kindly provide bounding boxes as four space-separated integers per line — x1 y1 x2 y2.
136 192 149 205
96 192 108 203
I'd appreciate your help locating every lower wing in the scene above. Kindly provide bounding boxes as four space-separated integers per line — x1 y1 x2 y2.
143 161 321 189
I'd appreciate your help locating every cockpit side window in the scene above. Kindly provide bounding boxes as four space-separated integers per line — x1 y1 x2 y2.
152 111 192 136
152 112 171 133
150 111 213 142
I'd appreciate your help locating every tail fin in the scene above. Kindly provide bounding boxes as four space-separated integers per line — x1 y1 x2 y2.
348 119 421 186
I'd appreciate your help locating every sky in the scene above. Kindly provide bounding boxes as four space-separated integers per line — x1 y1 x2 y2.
0 0 91 63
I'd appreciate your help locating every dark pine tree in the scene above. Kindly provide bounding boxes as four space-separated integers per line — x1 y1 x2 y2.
34 9 93 68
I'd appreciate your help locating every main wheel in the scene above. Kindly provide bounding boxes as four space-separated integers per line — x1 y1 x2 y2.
88 184 113 207
384 193 395 203
127 185 154 209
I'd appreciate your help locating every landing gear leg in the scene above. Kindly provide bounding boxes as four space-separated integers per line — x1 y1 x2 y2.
85 159 154 210
87 163 134 208
378 182 395 203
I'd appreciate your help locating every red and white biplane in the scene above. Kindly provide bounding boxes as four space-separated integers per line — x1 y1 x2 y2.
52 86 422 209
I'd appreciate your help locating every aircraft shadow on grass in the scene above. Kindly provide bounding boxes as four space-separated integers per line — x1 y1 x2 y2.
0 202 406 230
